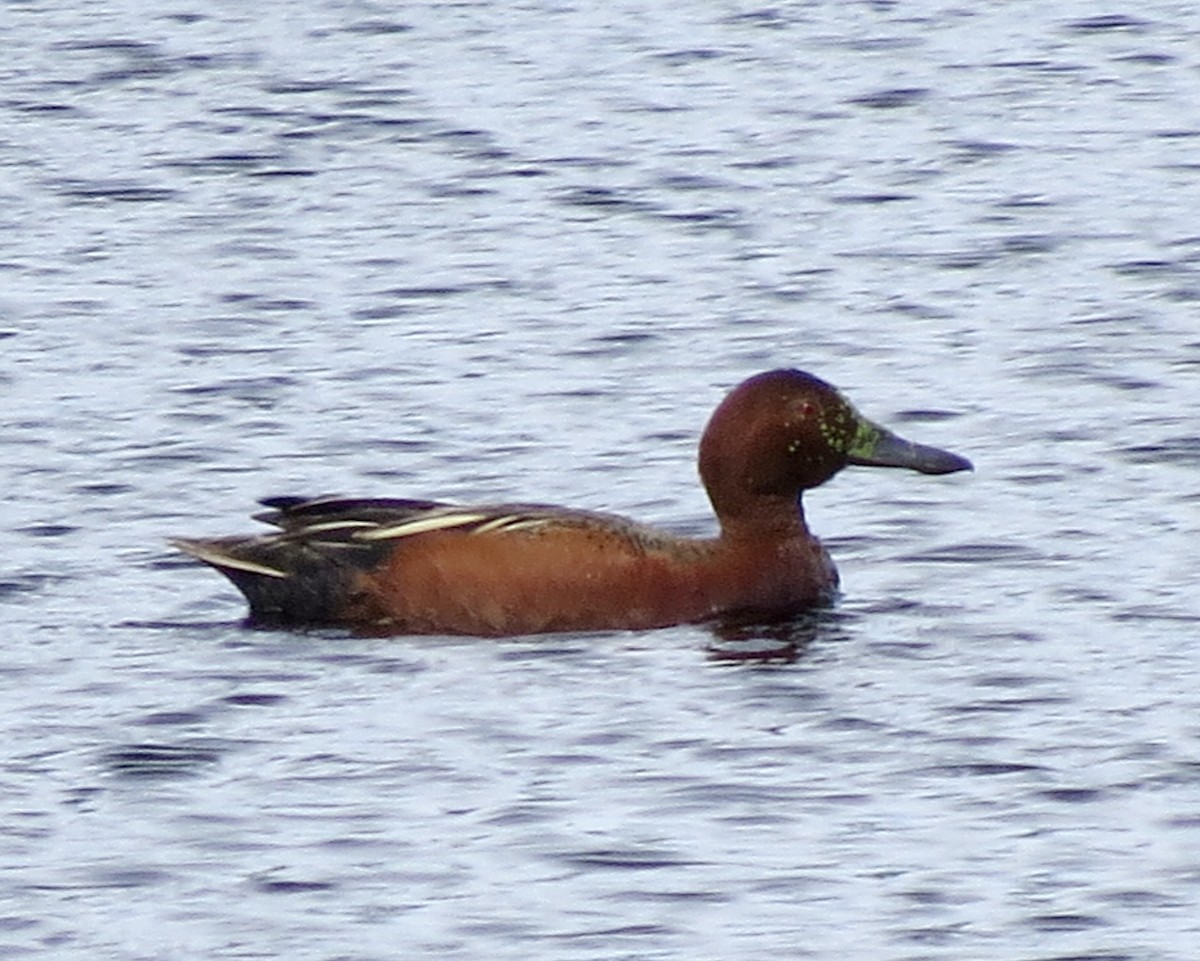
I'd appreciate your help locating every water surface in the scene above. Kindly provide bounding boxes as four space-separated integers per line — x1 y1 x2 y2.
3 1 1199 958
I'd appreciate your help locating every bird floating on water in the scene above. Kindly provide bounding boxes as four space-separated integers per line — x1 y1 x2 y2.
174 369 971 636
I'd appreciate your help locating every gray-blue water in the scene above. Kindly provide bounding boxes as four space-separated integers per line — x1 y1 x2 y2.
4 1 1199 958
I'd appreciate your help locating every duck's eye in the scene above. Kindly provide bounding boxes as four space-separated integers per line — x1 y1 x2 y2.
798 401 817 419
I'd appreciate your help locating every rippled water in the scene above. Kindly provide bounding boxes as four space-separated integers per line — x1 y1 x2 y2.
4 1 1200 958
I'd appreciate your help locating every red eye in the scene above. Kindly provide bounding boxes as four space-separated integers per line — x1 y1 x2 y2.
799 402 816 418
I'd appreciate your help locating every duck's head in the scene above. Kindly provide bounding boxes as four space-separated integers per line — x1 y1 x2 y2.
698 369 971 528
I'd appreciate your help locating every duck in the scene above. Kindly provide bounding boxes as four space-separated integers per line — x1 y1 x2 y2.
173 368 971 636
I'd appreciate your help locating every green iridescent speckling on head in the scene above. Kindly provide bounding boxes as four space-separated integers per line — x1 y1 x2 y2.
798 379 970 476
802 388 877 461
844 411 885 461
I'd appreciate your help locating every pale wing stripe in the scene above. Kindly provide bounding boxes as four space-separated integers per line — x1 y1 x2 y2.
356 512 490 541
483 518 551 534
308 540 376 551
292 520 380 535
472 514 535 535
173 541 288 578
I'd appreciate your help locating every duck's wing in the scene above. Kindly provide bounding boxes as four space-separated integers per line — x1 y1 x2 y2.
252 495 451 536
171 496 601 625
174 495 574 573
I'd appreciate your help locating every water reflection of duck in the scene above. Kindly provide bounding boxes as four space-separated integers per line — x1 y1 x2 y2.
174 369 971 637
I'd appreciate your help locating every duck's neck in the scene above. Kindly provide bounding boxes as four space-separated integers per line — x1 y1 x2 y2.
714 493 811 542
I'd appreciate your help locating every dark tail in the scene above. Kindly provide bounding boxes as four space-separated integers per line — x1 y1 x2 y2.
172 537 358 627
